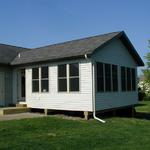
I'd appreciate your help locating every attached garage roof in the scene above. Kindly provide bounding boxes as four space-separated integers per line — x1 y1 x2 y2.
0 44 29 65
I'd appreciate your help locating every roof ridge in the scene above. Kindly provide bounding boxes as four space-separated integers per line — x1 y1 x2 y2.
33 31 123 50
0 43 30 50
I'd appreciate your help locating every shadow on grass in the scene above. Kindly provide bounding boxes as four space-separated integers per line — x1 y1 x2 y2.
31 108 84 118
31 107 150 121
135 112 150 120
135 103 146 107
97 108 150 121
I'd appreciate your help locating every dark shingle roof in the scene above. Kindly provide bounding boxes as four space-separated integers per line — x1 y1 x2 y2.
0 44 29 65
11 31 122 65
10 31 144 66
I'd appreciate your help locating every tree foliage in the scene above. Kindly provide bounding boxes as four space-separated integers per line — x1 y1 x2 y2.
140 41 150 100
143 40 150 84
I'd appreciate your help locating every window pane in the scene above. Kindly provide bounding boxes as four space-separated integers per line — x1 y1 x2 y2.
121 67 126 91
112 65 118 91
70 78 79 91
97 63 103 77
41 80 49 92
41 66 48 79
127 68 131 91
97 62 104 92
132 68 136 91
58 79 67 91
97 77 104 92
32 80 39 92
32 68 39 79
105 64 111 91
69 63 79 76
58 64 66 77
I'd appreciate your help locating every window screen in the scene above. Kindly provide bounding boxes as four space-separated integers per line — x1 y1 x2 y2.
69 63 79 91
41 66 49 92
132 68 136 91
105 64 111 91
127 68 131 91
58 64 67 92
112 65 118 91
32 68 39 92
97 62 104 92
121 66 126 91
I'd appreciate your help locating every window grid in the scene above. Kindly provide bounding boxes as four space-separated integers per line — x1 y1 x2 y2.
41 66 49 92
58 63 80 92
32 66 49 93
131 68 136 91
97 63 104 92
121 66 136 92
97 62 118 92
69 63 79 92
112 64 118 91
32 68 40 92
58 64 67 92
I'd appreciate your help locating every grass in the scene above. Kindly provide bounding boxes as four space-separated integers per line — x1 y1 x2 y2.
136 101 150 113
0 101 150 150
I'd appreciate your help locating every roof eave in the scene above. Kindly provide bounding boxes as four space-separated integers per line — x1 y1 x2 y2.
91 31 144 67
11 54 89 66
119 32 144 66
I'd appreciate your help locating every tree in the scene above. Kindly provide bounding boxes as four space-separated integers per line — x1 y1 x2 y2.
141 40 150 99
143 40 150 84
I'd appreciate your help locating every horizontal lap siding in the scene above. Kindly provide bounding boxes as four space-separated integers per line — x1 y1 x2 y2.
92 39 138 111
26 61 93 111
5 71 13 105
0 67 13 106
95 92 138 110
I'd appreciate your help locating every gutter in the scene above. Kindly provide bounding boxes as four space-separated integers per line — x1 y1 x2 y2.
91 61 105 123
84 53 105 123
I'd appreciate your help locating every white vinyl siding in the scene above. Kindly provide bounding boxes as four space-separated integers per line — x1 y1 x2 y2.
25 60 93 111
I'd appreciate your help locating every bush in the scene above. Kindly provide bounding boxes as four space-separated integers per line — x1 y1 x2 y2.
138 81 150 101
138 88 146 101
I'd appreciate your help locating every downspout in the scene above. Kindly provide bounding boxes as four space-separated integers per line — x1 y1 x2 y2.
84 54 105 123
92 62 105 123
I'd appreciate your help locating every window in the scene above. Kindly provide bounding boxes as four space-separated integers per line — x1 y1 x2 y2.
121 66 126 91
32 68 39 92
127 68 131 91
131 68 136 91
41 66 49 92
32 66 49 93
121 66 136 92
97 63 104 92
58 63 80 92
58 64 67 92
97 62 118 92
112 65 118 91
105 63 111 91
69 63 79 91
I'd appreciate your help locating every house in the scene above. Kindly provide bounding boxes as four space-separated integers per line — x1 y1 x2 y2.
0 31 144 119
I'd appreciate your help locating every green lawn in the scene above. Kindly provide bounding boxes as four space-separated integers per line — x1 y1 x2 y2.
136 101 150 113
0 102 150 150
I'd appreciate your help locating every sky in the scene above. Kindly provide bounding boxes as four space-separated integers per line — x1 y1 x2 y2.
0 0 149 74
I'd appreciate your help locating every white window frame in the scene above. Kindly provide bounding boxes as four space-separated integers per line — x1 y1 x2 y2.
58 63 80 93
41 66 49 93
32 67 40 93
32 66 49 93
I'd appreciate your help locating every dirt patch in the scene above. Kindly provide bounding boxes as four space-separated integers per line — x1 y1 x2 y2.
0 112 44 121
